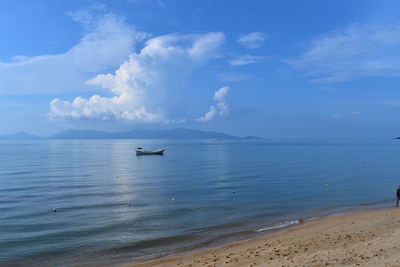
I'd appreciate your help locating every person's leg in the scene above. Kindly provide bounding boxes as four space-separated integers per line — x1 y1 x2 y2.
397 198 399 207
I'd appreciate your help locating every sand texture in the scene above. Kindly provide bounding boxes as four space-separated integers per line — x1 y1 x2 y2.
128 207 400 267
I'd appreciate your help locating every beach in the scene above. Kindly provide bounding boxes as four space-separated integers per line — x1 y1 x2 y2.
129 207 400 267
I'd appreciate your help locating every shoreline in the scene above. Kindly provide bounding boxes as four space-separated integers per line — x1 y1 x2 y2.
126 206 400 266
118 201 391 266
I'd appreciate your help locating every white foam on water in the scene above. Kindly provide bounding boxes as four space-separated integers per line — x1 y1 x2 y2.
256 220 300 232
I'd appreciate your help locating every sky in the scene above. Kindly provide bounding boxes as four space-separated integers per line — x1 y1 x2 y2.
1 0 400 138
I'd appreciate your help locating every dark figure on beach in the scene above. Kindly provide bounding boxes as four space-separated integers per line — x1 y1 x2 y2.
397 186 400 207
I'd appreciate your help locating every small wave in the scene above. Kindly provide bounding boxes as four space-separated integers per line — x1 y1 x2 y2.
256 220 300 232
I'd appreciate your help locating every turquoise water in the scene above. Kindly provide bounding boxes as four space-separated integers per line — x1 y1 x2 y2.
0 139 399 266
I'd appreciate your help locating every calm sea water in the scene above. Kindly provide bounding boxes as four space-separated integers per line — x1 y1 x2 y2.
1 139 399 266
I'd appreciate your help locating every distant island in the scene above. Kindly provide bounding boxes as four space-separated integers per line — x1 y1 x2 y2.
0 128 263 140
0 132 41 140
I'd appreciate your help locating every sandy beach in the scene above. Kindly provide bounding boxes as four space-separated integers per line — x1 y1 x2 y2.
129 207 400 267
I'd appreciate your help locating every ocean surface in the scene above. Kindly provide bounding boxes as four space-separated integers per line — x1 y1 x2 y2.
1 139 399 266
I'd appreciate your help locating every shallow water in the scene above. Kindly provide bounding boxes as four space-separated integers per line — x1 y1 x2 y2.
0 139 399 265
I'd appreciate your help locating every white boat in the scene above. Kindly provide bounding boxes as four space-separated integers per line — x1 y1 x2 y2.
135 147 166 155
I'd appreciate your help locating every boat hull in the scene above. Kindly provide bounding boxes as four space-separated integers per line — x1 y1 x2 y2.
135 149 165 155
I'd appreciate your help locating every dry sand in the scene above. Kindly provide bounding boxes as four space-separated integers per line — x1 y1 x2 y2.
128 207 400 267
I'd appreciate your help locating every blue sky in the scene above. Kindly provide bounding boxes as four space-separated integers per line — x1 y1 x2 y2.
1 0 400 138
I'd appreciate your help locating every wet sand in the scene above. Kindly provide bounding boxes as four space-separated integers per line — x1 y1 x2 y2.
128 207 400 266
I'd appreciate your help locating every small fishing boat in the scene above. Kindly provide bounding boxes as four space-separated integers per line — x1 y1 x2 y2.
135 147 166 155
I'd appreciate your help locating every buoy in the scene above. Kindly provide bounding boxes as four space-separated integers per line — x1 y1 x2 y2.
232 191 236 194
53 208 57 212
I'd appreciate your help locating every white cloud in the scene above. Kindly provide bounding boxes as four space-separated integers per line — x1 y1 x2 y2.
197 106 217 122
289 22 400 83
321 111 361 119
214 85 229 100
237 32 266 49
229 55 264 66
0 10 146 94
197 86 230 122
50 32 226 123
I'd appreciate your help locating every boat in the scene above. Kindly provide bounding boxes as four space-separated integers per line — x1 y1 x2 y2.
135 147 166 155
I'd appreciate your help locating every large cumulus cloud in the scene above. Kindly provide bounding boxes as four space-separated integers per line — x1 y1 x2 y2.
49 32 226 123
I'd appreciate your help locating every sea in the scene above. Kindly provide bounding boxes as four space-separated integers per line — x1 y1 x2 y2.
1 138 399 266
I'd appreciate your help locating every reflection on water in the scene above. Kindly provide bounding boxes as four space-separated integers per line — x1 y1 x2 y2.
0 139 399 265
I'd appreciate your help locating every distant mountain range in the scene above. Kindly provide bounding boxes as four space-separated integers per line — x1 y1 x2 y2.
0 128 263 140
0 132 41 140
